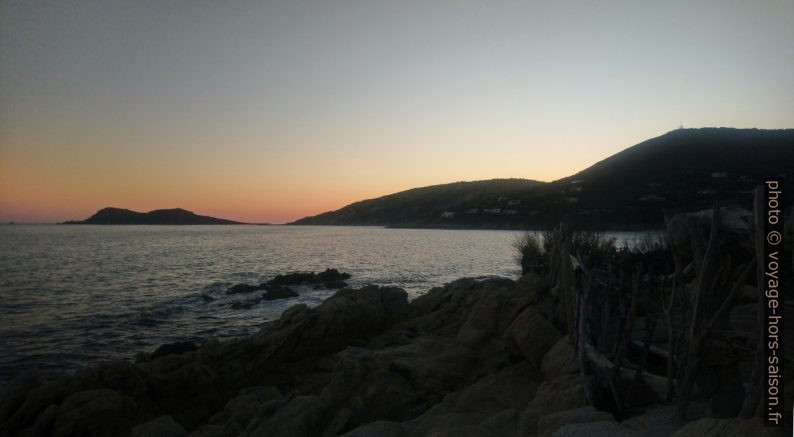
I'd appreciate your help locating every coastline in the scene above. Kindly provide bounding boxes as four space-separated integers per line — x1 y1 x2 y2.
0 274 780 436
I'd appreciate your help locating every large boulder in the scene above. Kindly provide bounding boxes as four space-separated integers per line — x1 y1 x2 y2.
550 420 637 437
130 415 186 437
240 396 329 437
670 418 784 437
341 420 405 437
620 403 709 437
537 406 614 437
315 268 351 282
517 373 589 435
145 361 223 429
150 341 198 360
203 386 281 435
540 335 579 380
504 308 561 368
0 369 43 424
52 389 137 437
227 283 265 294
0 361 148 435
406 362 540 436
250 285 412 368
261 285 298 301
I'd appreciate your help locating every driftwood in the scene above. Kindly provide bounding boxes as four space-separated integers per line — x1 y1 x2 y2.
678 202 720 419
624 316 657 407
546 194 764 419
739 186 766 418
584 342 673 399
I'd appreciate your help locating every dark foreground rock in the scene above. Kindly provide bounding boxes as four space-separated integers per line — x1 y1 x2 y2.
0 274 785 436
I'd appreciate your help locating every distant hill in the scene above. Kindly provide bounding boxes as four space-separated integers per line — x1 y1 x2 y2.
292 128 794 229
292 179 543 227
63 207 243 225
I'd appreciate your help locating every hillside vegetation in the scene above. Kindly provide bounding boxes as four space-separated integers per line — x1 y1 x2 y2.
293 128 794 229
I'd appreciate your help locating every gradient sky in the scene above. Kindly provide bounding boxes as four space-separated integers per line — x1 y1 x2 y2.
1 1 793 223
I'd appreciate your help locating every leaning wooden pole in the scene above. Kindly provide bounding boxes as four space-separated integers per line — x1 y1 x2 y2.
678 201 720 419
740 186 766 418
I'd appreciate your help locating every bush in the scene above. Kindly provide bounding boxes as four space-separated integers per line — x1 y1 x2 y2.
513 231 554 274
568 231 619 266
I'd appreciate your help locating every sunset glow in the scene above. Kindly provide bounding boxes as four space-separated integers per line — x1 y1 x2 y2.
2 1 793 223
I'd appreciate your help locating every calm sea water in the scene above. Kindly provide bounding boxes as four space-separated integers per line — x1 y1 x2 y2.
0 224 647 390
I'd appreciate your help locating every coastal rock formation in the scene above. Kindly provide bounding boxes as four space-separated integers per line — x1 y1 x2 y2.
227 268 351 297
0 274 786 436
261 286 298 301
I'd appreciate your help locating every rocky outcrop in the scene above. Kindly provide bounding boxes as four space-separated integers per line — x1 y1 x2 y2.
261 286 298 301
1 272 781 436
130 415 186 437
670 417 783 437
227 268 351 296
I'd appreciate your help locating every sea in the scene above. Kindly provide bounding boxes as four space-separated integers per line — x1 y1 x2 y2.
0 224 649 391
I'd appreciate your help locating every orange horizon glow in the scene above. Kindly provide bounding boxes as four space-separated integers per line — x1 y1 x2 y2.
3 2 793 223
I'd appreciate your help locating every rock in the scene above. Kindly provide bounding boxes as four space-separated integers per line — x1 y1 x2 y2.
150 341 198 360
621 403 708 437
735 285 758 302
1 377 70 432
323 279 349 289
537 406 614 437
262 285 299 301
0 277 566 437
1 359 146 432
316 268 352 282
29 403 57 436
455 279 528 347
479 409 519 436
241 395 327 437
227 283 264 294
52 389 137 437
551 420 638 437
135 351 151 364
267 268 351 288
252 285 412 360
504 308 561 368
0 369 43 423
189 423 230 437
670 417 781 436
518 374 589 435
318 340 460 427
514 273 547 301
146 361 222 429
540 335 579 380
130 415 186 437
407 362 540 436
268 272 316 286
207 386 281 434
424 425 495 437
341 420 406 437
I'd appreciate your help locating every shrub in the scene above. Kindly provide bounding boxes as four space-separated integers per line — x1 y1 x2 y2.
513 231 554 274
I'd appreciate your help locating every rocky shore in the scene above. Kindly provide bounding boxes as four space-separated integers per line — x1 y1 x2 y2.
0 274 784 436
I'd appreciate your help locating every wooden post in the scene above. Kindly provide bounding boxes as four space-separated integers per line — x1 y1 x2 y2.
678 201 720 419
740 186 766 418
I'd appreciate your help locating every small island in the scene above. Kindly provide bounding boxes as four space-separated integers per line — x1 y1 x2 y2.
61 207 244 225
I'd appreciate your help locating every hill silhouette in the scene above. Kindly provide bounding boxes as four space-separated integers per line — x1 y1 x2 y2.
292 179 543 227
293 128 794 229
63 207 243 225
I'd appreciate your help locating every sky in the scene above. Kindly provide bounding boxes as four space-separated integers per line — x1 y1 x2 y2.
1 1 793 223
